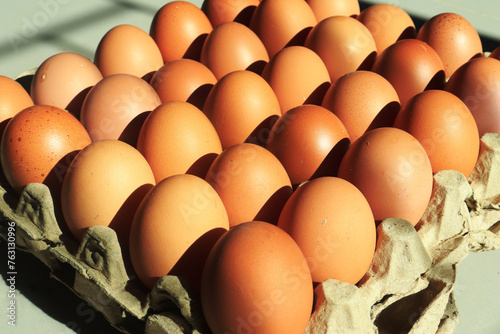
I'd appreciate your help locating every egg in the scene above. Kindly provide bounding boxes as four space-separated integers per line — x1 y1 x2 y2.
0 75 33 135
200 21 269 79
249 0 317 58
129 173 229 290
444 57 500 137
150 58 217 110
372 39 446 107
150 1 213 63
202 70 280 148
490 47 500 60
417 13 483 78
278 177 376 284
357 4 416 54
94 24 163 80
61 139 155 247
304 16 377 82
265 104 350 186
261 46 330 114
394 90 480 178
205 143 292 227
30 52 102 118
306 0 360 21
80 73 161 146
201 221 314 334
321 70 400 142
338 127 433 226
136 101 222 183
202 0 259 27
1 105 91 197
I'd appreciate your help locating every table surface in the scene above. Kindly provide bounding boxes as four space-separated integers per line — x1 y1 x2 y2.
1 1 499 333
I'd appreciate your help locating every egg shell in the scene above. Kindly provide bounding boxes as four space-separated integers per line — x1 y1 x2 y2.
249 0 317 58
0 105 91 196
201 220 314 334
61 139 155 247
306 0 360 21
372 39 446 107
94 24 163 80
338 127 434 226
357 4 416 54
129 173 229 290
0 75 33 133
304 16 377 83
394 90 480 178
265 104 350 186
202 70 280 148
80 73 161 146
137 101 222 183
150 58 216 110
444 57 500 137
150 1 213 63
321 70 400 142
205 143 292 227
278 177 376 284
261 46 330 114
200 21 269 80
202 0 259 27
416 12 483 79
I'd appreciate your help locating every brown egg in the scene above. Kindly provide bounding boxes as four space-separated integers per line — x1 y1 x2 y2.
261 46 330 114
1 105 91 197
205 143 293 227
150 1 213 63
80 73 161 146
305 16 377 82
306 0 360 21
445 57 500 137
61 139 155 248
202 0 259 27
266 104 350 186
417 13 483 79
338 127 433 226
130 174 229 290
201 221 314 334
357 4 416 54
150 58 216 110
0 75 33 134
278 177 376 284
94 24 163 80
202 70 280 148
249 0 317 58
137 101 222 183
201 21 269 80
321 70 400 142
30 52 102 118
372 39 445 107
393 90 480 178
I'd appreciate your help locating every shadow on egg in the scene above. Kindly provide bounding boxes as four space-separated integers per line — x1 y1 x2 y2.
367 101 401 132
397 26 417 42
187 83 214 110
184 33 209 61
286 26 314 49
254 185 294 225
141 71 157 83
186 152 219 179
234 5 258 27
169 227 228 293
246 60 268 76
119 111 151 147
311 137 351 181
66 86 92 119
357 50 378 71
424 69 446 91
304 81 331 106
245 114 280 147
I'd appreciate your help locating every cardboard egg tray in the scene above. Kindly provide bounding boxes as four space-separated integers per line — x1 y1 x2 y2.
1 132 500 334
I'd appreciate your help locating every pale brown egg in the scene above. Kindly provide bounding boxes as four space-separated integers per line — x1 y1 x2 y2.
261 46 330 114
202 70 281 148
202 0 259 27
0 75 33 134
80 73 161 146
94 24 163 80
306 0 360 21
305 16 377 82
30 52 103 118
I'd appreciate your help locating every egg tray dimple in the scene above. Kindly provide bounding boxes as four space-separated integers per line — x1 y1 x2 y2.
1 133 500 334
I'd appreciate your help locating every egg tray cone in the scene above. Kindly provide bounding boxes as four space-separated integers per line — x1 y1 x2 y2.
1 133 500 334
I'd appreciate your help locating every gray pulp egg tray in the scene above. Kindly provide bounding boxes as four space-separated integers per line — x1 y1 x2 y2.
1 133 500 334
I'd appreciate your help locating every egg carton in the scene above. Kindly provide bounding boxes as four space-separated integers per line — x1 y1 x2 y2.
1 133 500 334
